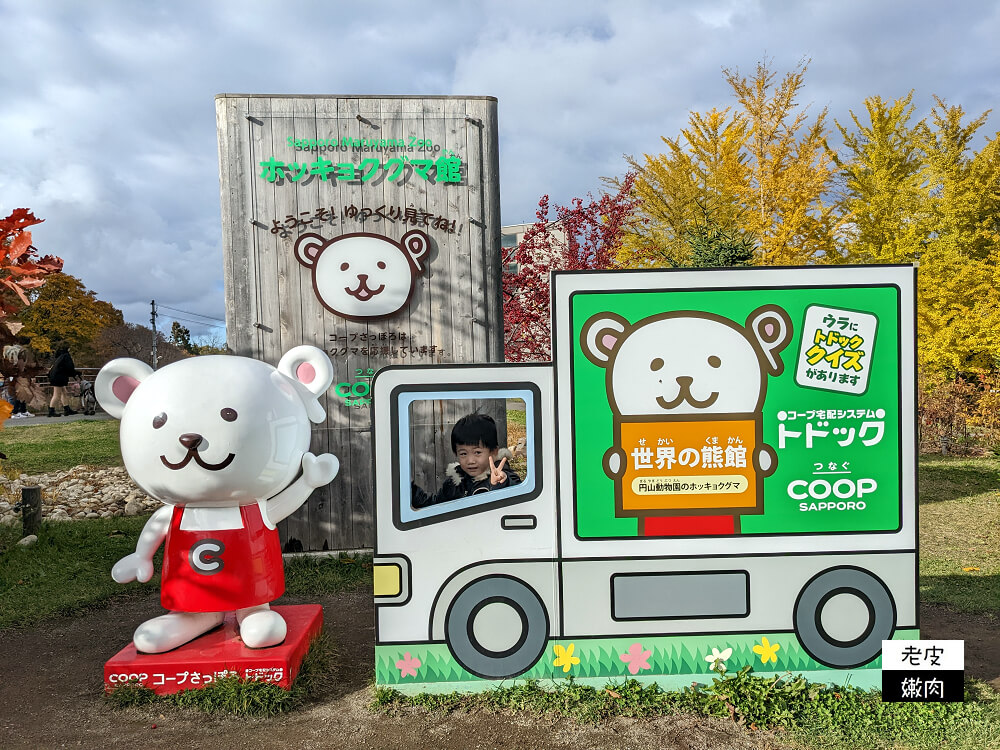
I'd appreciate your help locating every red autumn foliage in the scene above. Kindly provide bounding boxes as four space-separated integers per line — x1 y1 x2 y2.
0 208 63 318
502 173 639 362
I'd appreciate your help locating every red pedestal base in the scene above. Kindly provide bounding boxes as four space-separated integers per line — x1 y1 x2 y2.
104 604 323 695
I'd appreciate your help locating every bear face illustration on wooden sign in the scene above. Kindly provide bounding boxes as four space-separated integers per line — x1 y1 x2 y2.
293 230 430 321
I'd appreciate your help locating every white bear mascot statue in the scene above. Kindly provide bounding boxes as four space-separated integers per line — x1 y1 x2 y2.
96 346 339 653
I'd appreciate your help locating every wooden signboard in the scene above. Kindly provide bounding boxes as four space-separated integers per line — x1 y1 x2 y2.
216 95 503 551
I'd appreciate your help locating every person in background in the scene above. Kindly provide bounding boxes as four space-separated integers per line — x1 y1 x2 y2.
3 338 36 418
411 413 521 508
47 344 80 417
1 377 15 422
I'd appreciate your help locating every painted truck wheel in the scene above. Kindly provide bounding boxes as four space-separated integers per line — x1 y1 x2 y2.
445 575 549 680
793 566 896 669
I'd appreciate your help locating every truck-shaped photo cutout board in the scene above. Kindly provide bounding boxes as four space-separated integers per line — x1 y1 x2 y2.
372 266 916 693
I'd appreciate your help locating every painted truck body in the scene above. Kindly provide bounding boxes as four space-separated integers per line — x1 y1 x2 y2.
372 266 917 690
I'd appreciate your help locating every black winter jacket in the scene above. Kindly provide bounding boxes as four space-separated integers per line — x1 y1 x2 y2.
411 449 521 509
48 352 79 387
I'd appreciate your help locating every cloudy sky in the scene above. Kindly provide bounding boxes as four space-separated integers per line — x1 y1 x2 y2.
2 0 998 341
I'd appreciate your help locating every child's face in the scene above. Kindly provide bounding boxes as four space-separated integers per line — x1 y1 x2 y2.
455 442 496 477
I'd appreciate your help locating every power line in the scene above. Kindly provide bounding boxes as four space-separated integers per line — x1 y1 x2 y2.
157 308 226 328
156 303 226 324
157 303 225 322
161 312 225 327
157 306 226 326
160 313 226 329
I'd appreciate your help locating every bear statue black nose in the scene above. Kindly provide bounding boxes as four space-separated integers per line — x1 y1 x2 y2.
676 376 694 388
179 433 203 450
357 273 369 283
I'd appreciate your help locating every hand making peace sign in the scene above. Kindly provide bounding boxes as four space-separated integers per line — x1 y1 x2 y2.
489 455 508 486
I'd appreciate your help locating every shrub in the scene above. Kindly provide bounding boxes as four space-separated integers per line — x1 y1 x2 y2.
918 371 1000 454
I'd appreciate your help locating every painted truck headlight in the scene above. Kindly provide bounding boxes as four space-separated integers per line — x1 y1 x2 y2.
374 564 400 596
373 555 410 605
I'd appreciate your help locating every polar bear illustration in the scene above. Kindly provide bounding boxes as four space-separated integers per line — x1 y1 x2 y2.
96 346 339 653
581 306 792 529
294 230 430 320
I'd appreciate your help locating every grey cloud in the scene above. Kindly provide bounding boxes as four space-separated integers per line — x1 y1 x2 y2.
2 0 998 342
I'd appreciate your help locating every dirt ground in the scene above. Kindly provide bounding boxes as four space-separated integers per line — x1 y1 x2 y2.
0 591 996 750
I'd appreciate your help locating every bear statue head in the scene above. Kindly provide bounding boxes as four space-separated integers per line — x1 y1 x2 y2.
95 346 333 506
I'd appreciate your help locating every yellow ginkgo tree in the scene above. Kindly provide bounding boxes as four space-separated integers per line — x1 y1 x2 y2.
835 95 1000 377
618 59 840 268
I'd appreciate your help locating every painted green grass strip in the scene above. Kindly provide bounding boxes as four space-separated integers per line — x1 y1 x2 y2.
376 630 919 688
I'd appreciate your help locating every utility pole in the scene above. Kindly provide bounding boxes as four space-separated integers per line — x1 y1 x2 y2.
150 299 158 370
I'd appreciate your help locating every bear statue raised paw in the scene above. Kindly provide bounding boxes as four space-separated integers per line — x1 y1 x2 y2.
96 346 338 653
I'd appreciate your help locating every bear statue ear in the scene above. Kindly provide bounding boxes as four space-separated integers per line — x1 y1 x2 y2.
293 233 327 269
95 358 154 420
400 229 430 273
276 345 335 423
580 312 630 368
746 305 793 376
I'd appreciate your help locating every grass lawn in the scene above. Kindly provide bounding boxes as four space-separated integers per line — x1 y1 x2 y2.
917 456 1000 616
0 516 371 629
0 420 122 474
0 514 154 628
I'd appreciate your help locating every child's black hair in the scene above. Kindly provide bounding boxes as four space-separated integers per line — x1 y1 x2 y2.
451 413 499 453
